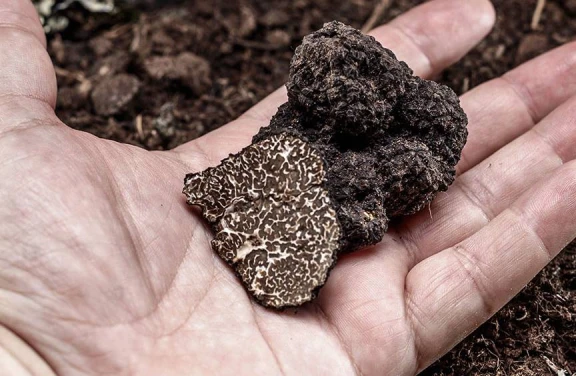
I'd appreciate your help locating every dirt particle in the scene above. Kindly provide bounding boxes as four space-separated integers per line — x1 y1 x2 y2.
91 74 141 116
566 0 576 14
90 51 131 78
89 36 113 56
49 34 66 64
238 5 257 37
261 9 290 27
516 34 549 64
266 29 292 47
153 102 177 139
143 52 211 95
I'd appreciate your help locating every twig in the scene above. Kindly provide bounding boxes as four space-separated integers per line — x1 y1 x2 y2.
361 0 392 33
461 77 470 94
543 356 568 376
54 66 86 83
135 114 144 140
102 24 132 39
531 0 546 30
495 44 506 59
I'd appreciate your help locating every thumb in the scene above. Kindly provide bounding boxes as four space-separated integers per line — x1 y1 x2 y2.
0 0 58 134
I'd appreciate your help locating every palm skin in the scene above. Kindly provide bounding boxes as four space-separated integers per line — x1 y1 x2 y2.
2 0 576 375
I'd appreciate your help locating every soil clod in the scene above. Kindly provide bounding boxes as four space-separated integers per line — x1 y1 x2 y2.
143 52 212 95
91 73 140 116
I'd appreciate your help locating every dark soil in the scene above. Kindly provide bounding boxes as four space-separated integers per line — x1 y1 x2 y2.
46 0 575 374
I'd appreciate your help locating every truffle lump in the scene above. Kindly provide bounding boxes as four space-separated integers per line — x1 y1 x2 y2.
184 21 467 308
255 21 467 251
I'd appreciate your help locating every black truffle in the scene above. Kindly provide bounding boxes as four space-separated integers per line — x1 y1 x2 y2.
183 21 467 308
254 21 467 251
184 134 341 308
286 20 412 137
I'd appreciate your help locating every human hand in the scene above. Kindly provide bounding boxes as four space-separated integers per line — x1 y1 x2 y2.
1 0 575 374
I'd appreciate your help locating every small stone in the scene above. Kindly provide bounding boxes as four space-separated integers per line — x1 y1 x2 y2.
261 9 290 27
143 52 212 95
153 102 177 139
91 74 140 116
266 30 291 47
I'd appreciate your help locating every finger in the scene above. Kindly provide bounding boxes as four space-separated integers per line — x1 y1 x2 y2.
0 0 46 47
405 161 576 371
398 93 576 265
0 325 56 376
175 0 495 165
370 0 495 78
0 0 58 134
458 41 576 173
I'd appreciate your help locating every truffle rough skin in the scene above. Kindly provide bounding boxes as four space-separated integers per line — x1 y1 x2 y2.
255 21 468 251
184 21 468 308
286 21 411 137
183 134 341 308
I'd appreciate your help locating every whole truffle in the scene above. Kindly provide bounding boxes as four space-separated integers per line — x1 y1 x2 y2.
254 21 467 251
184 21 468 308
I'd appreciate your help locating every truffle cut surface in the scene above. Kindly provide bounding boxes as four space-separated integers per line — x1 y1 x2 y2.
183 134 341 308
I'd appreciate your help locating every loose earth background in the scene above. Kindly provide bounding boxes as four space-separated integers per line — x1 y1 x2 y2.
44 0 575 374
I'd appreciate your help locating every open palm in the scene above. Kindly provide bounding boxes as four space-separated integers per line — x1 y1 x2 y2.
1 0 576 375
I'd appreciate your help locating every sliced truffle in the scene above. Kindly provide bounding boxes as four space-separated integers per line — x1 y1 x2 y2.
184 21 468 308
184 134 341 308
